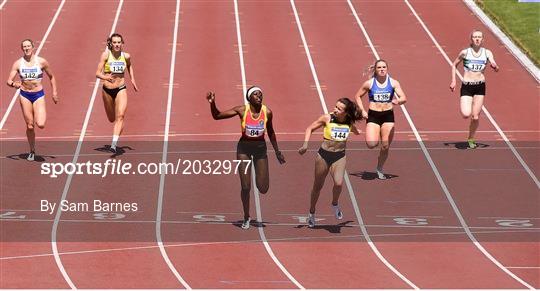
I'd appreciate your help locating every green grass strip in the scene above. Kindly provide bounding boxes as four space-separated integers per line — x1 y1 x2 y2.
475 0 539 66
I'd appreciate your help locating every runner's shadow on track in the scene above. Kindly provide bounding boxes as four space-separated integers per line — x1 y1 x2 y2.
349 171 398 180
444 141 489 150
6 153 53 162
94 145 132 158
295 220 354 234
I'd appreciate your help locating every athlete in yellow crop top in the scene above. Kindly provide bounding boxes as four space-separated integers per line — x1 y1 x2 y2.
95 33 139 154
299 98 361 228
6 39 58 161
207 86 285 229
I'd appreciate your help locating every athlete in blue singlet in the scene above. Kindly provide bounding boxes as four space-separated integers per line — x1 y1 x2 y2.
450 30 499 149
6 39 58 161
354 59 407 179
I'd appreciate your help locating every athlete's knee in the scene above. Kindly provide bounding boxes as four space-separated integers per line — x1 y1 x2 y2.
461 112 471 119
258 184 269 194
26 122 34 130
115 113 125 122
35 121 45 129
380 143 390 151
333 182 343 190
257 185 270 194
471 114 480 120
366 141 379 149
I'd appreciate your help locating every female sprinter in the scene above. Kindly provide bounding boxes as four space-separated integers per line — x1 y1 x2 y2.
450 30 499 149
6 39 58 161
299 98 361 228
95 33 138 153
354 59 407 179
206 86 286 229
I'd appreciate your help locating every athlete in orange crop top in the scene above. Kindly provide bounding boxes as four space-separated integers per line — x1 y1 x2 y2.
207 86 285 229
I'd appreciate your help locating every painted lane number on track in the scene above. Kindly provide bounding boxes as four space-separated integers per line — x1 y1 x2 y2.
495 219 533 228
0 211 26 219
93 212 125 220
292 216 325 223
393 217 429 225
193 214 226 222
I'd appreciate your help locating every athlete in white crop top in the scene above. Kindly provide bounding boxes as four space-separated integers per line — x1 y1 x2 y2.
450 30 499 149
6 39 58 161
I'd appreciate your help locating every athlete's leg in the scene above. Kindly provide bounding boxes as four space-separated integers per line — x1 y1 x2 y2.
460 95 473 119
309 155 330 214
32 97 46 129
113 89 128 137
19 96 36 153
253 157 269 194
102 90 116 123
237 152 252 220
365 122 381 149
329 156 346 206
377 122 395 178
469 95 485 140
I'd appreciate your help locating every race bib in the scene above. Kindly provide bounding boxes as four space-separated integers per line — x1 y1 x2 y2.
110 61 126 73
331 127 350 141
245 123 265 138
373 92 391 102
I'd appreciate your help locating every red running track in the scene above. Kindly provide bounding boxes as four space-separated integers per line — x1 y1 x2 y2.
1 0 538 289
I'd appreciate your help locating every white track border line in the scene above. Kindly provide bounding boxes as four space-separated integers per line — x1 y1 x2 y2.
0 0 65 130
0 0 8 10
234 0 304 289
463 0 539 82
291 0 418 289
351 0 534 289
404 0 539 189
50 1 124 289
154 0 191 289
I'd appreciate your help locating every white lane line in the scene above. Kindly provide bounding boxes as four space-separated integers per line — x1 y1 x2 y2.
0 0 66 130
234 0 304 288
462 0 540 82
351 0 535 289
154 0 191 288
291 0 418 288
403 1 537 288
403 0 539 189
0 0 8 10
50 1 124 289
